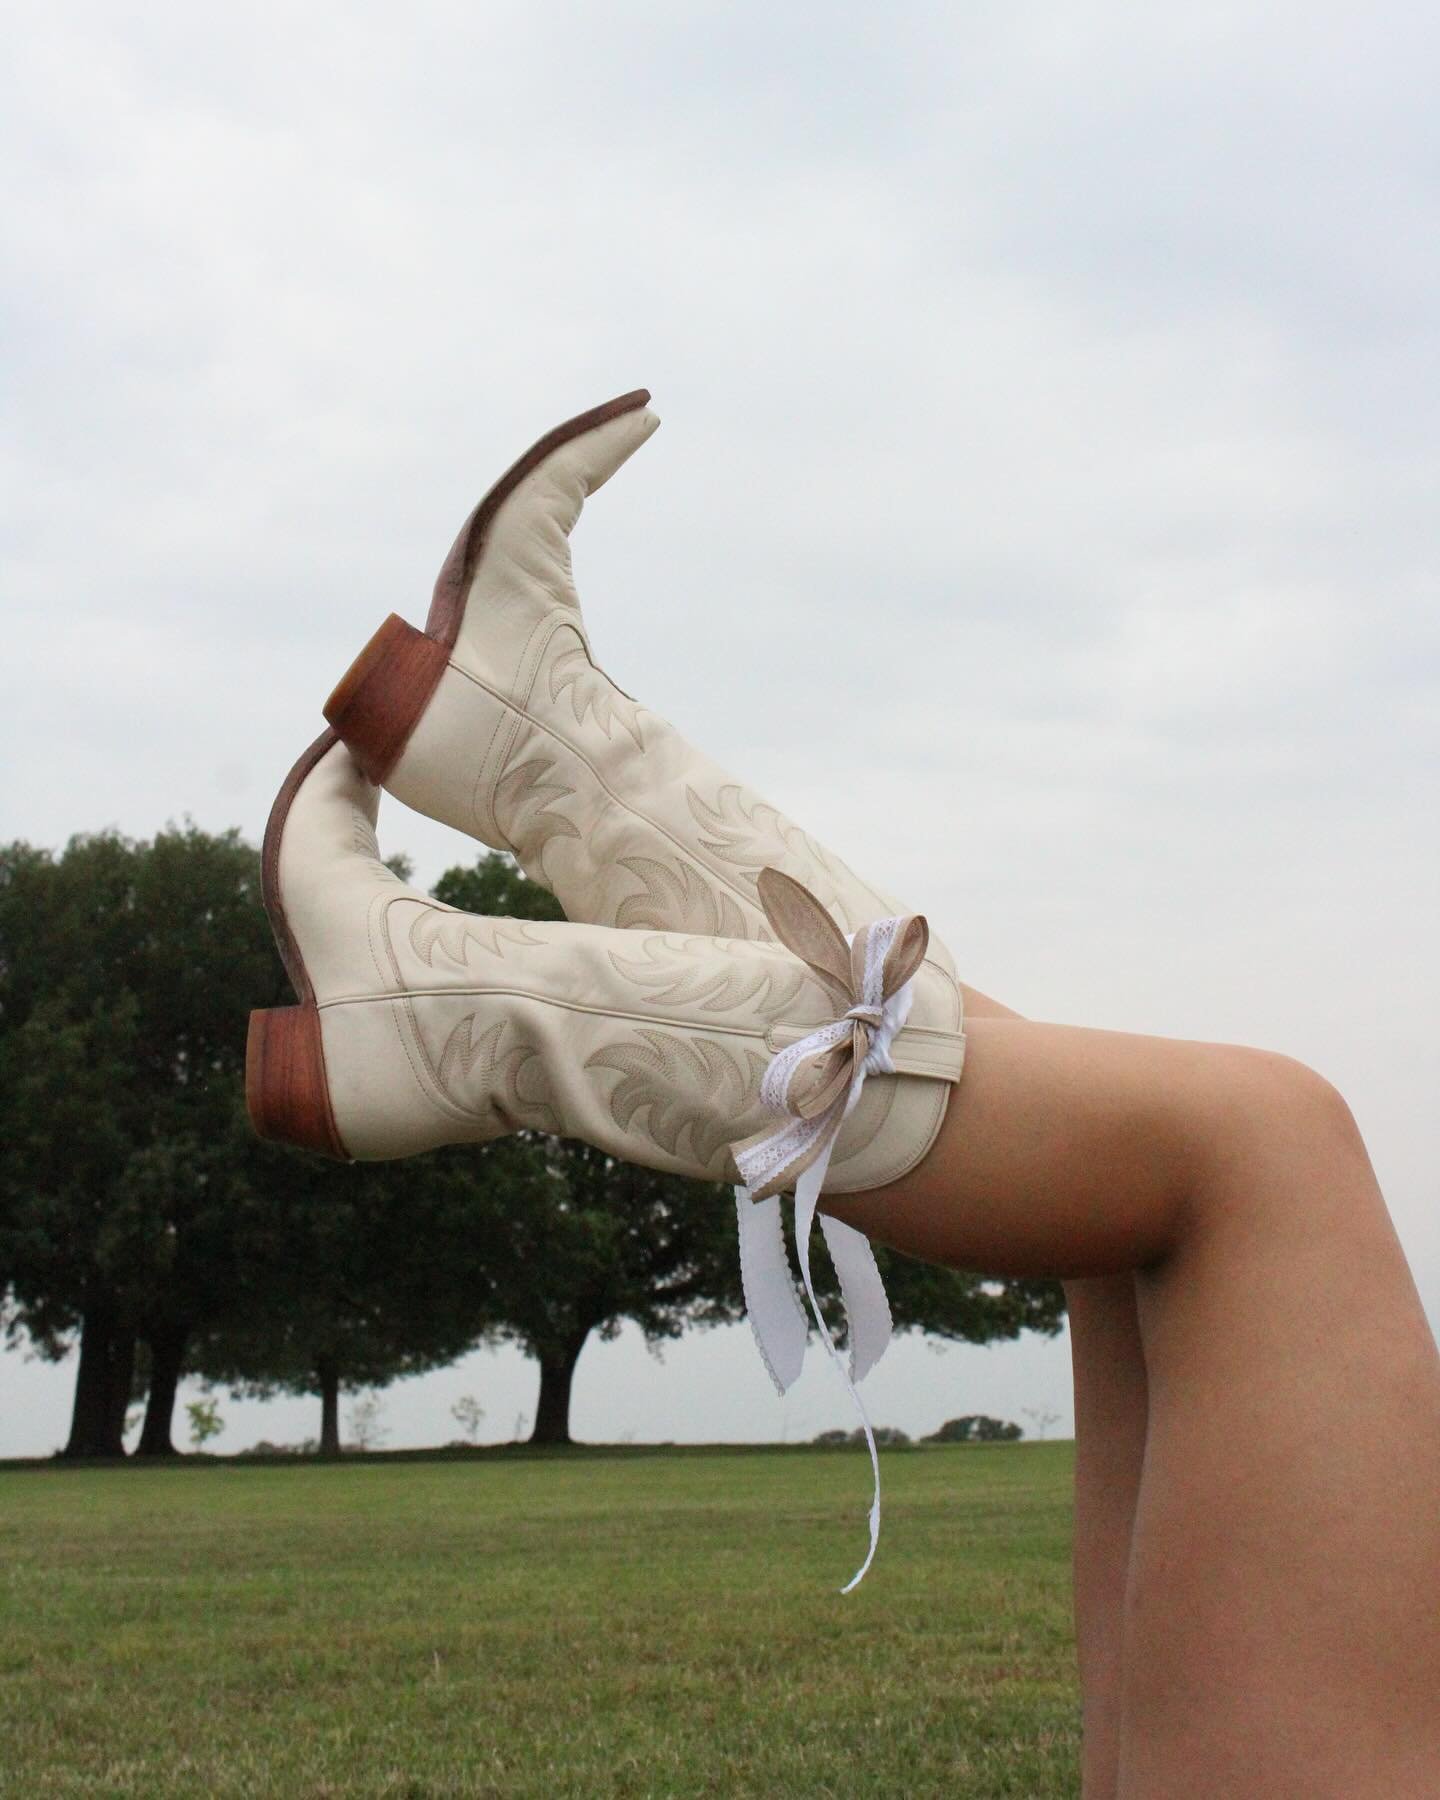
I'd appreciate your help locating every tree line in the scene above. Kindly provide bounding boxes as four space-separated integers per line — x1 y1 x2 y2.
0 825 1065 1459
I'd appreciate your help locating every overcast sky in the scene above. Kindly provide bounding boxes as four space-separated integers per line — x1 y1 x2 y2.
3 3 1437 1459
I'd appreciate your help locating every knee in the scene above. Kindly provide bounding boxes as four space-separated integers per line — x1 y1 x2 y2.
1228 1044 1355 1120
1207 1044 1366 1160
1153 1044 1373 1256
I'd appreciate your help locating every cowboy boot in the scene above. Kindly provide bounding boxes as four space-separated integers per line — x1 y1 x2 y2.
248 732 964 1192
247 731 964 1587
319 390 963 1183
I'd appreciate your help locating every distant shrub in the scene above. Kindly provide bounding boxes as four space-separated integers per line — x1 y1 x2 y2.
924 1415 1022 1443
812 1425 911 1447
243 1438 319 1456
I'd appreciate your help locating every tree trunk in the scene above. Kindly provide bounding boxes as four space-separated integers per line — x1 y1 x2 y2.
318 1353 341 1455
106 1325 137 1451
61 1303 131 1459
135 1322 189 1456
529 1330 591 1445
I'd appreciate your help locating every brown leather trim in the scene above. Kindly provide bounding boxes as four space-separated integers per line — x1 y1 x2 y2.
426 388 651 647
259 726 338 1008
253 730 350 1157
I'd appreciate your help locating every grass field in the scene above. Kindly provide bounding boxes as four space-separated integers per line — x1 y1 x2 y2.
0 1441 1081 1798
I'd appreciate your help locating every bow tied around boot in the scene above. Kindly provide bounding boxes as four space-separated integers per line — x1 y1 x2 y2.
729 869 932 1592
734 870 930 1193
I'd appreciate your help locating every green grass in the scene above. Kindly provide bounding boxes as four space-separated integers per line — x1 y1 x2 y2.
0 1442 1080 1798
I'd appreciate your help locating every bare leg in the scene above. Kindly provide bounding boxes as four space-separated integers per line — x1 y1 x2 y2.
963 986 1148 1800
823 1017 1440 1796
1066 1277 1148 1799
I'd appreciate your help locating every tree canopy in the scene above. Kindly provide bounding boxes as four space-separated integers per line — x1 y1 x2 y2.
0 827 279 1453
0 831 1065 1458
427 851 1065 1436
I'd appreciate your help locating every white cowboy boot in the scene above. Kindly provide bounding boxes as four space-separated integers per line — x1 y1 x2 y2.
321 389 963 1177
247 733 964 1193
249 733 965 1588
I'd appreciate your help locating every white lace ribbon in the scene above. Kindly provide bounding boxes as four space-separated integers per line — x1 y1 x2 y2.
732 907 917 1593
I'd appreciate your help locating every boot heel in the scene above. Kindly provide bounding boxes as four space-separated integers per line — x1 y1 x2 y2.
323 614 450 785
246 1006 347 1159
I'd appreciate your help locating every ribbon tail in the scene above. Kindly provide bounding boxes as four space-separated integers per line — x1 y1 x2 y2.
817 1212 893 1385
735 1186 809 1395
792 1155 883 1595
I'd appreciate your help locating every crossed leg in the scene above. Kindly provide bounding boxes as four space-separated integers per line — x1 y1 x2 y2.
822 1013 1440 1797
958 984 1149 1799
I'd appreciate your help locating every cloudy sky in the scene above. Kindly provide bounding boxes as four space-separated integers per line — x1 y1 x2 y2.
4 3 1437 1459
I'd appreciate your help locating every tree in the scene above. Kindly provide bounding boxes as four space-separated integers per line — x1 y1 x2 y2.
430 853 751 1444
185 1140 518 1454
432 850 1066 1443
814 1425 912 1446
0 823 516 1460
431 853 565 925
872 1254 1066 1359
0 828 281 1457
461 1136 743 1444
925 1414 1023 1443
0 818 1065 1463
0 983 146 1455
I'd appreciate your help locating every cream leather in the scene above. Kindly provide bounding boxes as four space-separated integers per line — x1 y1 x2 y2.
284 741 964 1191
349 399 964 1190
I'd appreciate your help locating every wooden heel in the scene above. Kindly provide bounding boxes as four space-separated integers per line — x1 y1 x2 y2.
323 614 449 785
246 1006 347 1159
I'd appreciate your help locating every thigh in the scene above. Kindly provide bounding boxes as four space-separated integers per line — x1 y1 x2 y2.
822 1016 1226 1277
958 980 1023 1023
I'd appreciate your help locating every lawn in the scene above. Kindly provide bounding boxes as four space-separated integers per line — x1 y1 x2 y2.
0 1441 1081 1798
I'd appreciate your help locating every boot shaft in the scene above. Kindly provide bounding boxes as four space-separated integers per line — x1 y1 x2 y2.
252 739 963 1190
322 393 960 998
